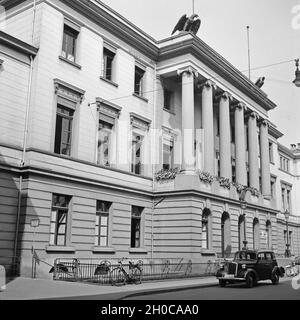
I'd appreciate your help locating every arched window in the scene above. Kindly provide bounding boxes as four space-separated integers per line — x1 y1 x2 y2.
238 215 245 250
221 212 231 258
202 208 211 250
253 218 260 249
266 220 272 249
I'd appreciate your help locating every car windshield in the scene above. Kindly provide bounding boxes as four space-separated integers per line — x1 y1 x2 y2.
234 251 257 260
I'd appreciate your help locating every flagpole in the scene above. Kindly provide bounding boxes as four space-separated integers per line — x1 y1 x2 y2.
192 0 195 14
247 26 251 80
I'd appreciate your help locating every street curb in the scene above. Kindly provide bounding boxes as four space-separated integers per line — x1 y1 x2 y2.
45 281 219 300
116 282 219 300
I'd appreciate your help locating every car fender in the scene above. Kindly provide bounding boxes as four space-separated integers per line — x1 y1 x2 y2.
243 268 259 281
273 266 285 277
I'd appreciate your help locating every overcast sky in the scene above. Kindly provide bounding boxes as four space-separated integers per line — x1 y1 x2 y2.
103 0 300 147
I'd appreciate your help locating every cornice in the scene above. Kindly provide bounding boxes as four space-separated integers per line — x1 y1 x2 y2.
158 35 277 112
0 31 38 57
278 143 295 159
268 125 283 140
60 0 159 61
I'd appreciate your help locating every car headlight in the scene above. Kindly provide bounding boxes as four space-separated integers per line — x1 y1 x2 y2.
242 264 246 269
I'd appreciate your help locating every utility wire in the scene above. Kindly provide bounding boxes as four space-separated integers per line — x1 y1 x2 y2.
93 58 297 105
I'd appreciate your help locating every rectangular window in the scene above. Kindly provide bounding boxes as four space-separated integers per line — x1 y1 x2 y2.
284 230 287 245
289 231 292 247
134 66 145 96
202 218 208 249
50 194 71 246
54 105 74 156
163 138 174 170
280 155 290 172
269 142 274 163
281 188 285 211
163 89 172 111
62 24 78 63
131 133 143 175
131 206 143 248
98 120 113 166
270 180 276 198
287 189 291 211
102 47 115 81
95 201 111 247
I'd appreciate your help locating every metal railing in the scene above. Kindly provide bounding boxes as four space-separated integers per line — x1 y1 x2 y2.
51 258 220 285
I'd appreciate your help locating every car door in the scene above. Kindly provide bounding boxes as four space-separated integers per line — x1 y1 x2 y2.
264 252 273 278
256 252 269 280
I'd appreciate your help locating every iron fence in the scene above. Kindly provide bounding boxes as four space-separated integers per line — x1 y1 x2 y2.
51 258 220 285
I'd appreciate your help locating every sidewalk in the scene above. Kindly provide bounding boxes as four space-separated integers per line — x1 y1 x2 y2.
0 276 218 300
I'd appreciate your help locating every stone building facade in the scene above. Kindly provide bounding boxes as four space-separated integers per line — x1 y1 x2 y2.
0 0 299 278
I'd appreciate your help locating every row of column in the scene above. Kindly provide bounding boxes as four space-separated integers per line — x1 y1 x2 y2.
179 67 271 198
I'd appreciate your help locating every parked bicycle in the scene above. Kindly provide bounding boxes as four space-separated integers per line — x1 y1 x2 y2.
285 261 300 277
109 258 143 286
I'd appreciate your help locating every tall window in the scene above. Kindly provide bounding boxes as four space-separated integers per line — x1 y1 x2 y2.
163 88 172 111
202 208 211 250
95 201 111 247
289 231 293 252
266 220 272 249
270 178 276 198
269 142 274 163
50 194 71 246
98 120 113 166
221 212 231 258
62 24 78 62
54 105 74 156
131 133 143 175
163 137 174 170
281 188 285 211
287 189 291 211
102 47 115 81
238 215 245 251
131 206 143 248
253 218 260 250
134 66 145 96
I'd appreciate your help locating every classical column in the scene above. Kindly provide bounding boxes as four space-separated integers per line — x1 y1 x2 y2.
201 80 216 175
234 103 247 186
178 67 198 173
218 92 233 180
248 112 260 190
260 120 271 198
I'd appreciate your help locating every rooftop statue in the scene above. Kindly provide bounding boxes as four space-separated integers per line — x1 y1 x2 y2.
254 76 265 88
171 14 201 36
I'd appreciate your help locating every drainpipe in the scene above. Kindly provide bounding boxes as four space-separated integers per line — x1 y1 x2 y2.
31 0 37 45
151 64 158 261
13 55 34 266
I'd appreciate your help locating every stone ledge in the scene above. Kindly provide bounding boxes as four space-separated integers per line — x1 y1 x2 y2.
92 246 116 253
45 246 76 253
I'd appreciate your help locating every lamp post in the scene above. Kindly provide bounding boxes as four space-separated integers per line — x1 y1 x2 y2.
30 218 40 278
239 187 252 250
284 209 291 258
240 200 248 250
293 59 300 87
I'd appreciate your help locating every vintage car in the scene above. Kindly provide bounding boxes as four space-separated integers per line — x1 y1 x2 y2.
216 250 285 288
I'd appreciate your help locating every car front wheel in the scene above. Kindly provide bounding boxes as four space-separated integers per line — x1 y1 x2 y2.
246 274 254 288
271 273 279 285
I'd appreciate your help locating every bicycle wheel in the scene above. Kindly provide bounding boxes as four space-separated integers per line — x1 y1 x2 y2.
286 267 292 277
110 268 126 286
132 268 142 284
